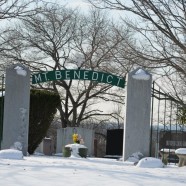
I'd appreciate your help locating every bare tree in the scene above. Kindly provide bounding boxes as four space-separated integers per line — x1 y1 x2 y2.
0 0 41 71
0 0 40 19
1 5 135 127
88 0 186 106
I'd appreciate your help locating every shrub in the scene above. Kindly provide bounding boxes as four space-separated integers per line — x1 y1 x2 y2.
63 146 71 157
28 89 60 154
79 148 88 158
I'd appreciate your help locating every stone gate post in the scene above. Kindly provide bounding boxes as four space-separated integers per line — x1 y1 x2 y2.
1 64 30 156
123 68 152 160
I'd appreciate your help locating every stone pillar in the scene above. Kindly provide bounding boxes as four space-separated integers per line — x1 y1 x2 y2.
1 64 30 156
123 68 152 160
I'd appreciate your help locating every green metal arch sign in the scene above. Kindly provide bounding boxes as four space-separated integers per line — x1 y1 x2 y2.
32 69 125 88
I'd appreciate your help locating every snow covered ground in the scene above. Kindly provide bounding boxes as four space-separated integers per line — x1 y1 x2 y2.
0 150 186 186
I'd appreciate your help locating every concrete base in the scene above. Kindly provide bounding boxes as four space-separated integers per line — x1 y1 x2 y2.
176 154 186 167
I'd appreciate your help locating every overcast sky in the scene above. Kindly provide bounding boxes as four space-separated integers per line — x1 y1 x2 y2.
58 0 129 20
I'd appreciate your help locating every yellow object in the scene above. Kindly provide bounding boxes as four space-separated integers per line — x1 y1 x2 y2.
72 133 79 143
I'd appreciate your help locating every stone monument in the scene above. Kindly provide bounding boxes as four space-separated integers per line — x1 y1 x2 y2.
123 68 152 160
1 64 30 156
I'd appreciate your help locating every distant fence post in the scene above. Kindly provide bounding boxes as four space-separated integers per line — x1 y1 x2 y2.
123 68 152 160
1 64 30 156
0 74 5 149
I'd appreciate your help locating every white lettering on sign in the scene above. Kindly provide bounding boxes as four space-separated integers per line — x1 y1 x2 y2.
101 73 104 82
92 72 98 81
65 71 70 79
32 70 125 88
107 75 113 83
42 72 48 81
34 74 42 83
55 71 62 80
117 77 123 86
84 71 89 80
74 71 80 79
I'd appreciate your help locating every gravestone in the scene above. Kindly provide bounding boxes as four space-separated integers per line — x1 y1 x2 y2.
56 127 95 156
123 68 152 160
1 64 30 156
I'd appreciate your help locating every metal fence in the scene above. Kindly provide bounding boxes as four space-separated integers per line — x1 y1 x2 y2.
150 81 186 163
0 74 5 149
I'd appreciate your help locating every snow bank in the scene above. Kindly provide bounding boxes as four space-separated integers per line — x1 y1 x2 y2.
0 155 185 186
136 157 164 168
175 148 186 154
0 149 23 160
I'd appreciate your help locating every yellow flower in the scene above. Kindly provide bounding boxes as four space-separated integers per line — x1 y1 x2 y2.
72 133 79 143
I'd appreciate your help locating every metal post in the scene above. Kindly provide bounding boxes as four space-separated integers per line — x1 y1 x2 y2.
155 86 161 158
150 81 155 157
0 74 4 149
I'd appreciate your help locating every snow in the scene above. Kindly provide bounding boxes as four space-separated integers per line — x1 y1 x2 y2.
66 143 87 149
152 123 186 131
175 148 186 155
14 66 27 76
136 157 164 168
0 91 5 97
160 148 176 153
126 152 144 163
0 150 186 185
0 149 23 160
65 143 87 158
132 69 150 80
11 141 23 151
